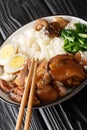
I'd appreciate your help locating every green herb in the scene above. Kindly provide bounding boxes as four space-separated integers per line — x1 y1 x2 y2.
75 23 87 33
61 23 87 53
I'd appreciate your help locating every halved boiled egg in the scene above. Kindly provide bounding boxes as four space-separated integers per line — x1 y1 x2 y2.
4 54 27 73
0 43 17 65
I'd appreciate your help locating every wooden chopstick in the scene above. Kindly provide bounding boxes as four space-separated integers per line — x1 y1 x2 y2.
24 58 38 130
15 58 37 130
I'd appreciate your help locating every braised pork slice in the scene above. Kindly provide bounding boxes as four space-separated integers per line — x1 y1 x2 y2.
9 93 22 103
49 54 86 86
9 87 24 103
74 52 87 65
11 87 24 96
33 96 40 106
0 79 15 93
53 81 66 96
9 89 40 105
36 85 58 103
36 58 52 89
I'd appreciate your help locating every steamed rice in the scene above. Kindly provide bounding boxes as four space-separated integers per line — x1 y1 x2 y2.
12 20 77 61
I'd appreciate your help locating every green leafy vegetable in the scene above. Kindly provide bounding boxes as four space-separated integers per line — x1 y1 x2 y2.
61 23 87 53
75 23 87 33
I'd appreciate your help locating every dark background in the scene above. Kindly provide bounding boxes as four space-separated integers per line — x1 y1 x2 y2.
0 0 87 130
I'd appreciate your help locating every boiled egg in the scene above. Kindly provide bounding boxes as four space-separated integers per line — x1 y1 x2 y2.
0 43 17 65
4 54 27 73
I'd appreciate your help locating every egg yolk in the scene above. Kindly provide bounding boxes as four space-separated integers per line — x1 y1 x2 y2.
9 55 25 68
0 45 15 58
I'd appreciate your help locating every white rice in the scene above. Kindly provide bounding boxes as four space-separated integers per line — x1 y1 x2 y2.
12 20 77 61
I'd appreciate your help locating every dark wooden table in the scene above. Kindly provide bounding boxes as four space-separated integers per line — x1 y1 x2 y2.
0 0 87 130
